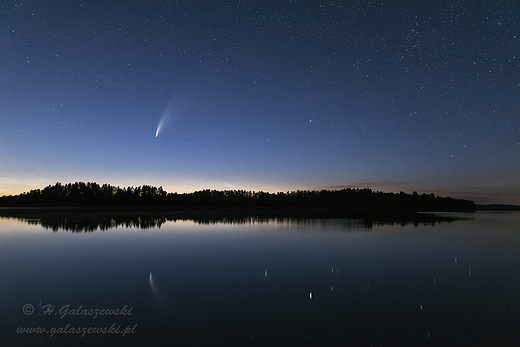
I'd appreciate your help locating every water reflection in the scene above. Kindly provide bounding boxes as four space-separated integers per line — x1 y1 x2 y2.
0 211 518 346
0 208 467 232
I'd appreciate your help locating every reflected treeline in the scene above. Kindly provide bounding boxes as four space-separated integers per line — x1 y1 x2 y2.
191 211 466 229
0 208 467 232
1 209 170 232
21 216 167 232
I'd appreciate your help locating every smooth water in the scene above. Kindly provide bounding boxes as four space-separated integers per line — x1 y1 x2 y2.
1 212 519 346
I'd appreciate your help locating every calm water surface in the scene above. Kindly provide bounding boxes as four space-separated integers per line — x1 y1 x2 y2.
1 212 519 346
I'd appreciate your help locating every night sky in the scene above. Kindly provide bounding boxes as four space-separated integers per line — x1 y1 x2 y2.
1 1 519 204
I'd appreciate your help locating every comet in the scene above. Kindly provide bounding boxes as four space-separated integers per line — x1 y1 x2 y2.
155 112 170 137
155 97 175 137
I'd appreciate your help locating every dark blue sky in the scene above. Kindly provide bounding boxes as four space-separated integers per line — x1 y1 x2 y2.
1 1 519 204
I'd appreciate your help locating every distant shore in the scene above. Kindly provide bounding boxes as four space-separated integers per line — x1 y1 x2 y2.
0 182 476 212
476 204 520 211
0 205 474 217
0 182 476 231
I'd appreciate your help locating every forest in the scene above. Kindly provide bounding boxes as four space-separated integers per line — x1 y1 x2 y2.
0 181 475 212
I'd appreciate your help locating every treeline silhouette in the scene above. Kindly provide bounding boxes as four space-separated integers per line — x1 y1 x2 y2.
0 181 475 211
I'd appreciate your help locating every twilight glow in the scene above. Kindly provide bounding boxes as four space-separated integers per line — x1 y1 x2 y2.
0 1 519 204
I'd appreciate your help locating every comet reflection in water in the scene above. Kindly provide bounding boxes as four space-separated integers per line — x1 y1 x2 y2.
149 272 167 305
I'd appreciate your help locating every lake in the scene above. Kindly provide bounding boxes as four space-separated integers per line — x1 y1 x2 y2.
1 211 519 346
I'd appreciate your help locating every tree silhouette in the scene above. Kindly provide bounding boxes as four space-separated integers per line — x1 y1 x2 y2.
0 181 475 212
